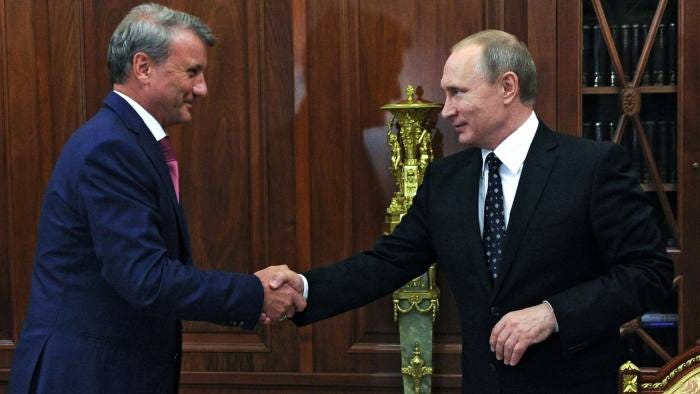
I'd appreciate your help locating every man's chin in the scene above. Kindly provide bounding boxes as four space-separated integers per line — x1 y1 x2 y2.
456 131 473 145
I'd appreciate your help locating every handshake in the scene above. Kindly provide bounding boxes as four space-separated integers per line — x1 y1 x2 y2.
254 265 306 325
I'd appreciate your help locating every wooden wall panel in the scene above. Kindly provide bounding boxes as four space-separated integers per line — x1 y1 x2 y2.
0 0 11 346
3 0 86 341
527 0 557 128
556 0 583 135
678 0 700 349
0 0 603 392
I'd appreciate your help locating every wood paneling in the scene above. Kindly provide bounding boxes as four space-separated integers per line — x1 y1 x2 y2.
556 0 583 134
527 0 557 128
5 0 693 392
0 0 10 348
678 0 700 349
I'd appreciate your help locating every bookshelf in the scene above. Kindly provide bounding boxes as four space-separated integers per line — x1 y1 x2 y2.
554 0 700 367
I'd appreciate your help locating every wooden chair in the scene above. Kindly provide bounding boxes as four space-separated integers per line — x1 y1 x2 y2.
620 276 683 363
619 344 700 393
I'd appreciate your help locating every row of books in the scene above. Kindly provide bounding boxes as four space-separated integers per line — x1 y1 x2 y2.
583 23 677 87
583 120 677 183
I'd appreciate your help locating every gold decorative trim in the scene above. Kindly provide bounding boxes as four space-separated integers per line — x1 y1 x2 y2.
401 343 433 394
393 265 440 322
393 292 440 322
639 354 700 390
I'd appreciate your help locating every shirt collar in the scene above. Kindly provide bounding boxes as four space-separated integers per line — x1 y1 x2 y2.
113 90 167 142
481 111 538 173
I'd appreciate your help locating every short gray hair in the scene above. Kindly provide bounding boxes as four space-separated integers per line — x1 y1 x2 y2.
452 30 537 105
107 3 215 84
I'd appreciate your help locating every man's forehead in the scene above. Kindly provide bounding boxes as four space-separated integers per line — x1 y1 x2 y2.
441 47 479 86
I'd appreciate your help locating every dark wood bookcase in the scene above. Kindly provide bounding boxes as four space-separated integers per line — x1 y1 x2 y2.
554 0 700 365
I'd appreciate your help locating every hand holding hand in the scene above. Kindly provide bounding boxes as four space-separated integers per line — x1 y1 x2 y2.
254 265 306 325
489 303 557 366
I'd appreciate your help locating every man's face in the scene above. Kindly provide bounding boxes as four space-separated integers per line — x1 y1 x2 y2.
146 29 208 127
440 45 506 149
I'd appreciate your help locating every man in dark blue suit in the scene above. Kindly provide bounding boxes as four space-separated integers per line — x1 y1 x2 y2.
281 30 674 393
8 4 305 393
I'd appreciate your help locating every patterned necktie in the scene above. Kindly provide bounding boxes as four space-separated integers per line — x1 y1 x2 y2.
483 152 505 282
159 137 180 201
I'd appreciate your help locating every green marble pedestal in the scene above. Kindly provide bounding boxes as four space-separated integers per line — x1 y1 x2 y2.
394 268 439 394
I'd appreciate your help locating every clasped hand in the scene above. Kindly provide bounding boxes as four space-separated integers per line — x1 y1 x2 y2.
254 265 306 325
489 303 557 366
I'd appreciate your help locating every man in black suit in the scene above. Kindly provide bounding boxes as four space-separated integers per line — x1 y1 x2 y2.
276 29 673 393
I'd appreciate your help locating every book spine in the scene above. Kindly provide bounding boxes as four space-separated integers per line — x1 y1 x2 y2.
652 24 666 85
593 25 610 87
610 25 619 87
667 23 677 85
620 24 632 82
583 25 592 86
668 121 677 183
657 120 668 182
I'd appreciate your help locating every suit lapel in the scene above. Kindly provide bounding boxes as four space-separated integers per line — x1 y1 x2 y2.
103 93 191 261
454 150 493 291
492 123 559 297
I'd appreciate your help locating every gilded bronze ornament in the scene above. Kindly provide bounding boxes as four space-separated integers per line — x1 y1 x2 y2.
383 85 442 394
401 343 433 394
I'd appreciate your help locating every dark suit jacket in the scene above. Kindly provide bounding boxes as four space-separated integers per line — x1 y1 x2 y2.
293 122 673 393
9 92 263 394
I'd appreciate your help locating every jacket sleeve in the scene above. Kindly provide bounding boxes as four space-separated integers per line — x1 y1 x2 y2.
78 139 263 329
547 143 674 353
293 164 437 325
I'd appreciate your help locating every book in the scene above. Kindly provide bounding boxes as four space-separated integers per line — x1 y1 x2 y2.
582 121 592 140
651 24 666 85
668 121 677 183
610 25 620 87
593 25 610 87
641 312 678 328
583 25 592 86
657 120 668 182
620 24 633 82
642 121 658 183
641 24 652 85
667 23 677 85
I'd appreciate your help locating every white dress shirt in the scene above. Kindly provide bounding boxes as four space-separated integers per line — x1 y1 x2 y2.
113 90 167 142
479 111 539 234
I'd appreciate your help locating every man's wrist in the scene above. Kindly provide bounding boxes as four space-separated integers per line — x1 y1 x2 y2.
542 300 559 332
300 274 309 299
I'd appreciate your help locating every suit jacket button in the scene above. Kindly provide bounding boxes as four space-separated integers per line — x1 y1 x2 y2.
490 306 500 317
489 362 497 372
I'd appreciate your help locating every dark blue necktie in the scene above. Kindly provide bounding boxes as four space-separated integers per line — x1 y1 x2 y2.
483 152 506 282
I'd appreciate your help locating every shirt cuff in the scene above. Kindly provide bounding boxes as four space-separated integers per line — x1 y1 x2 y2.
300 274 309 299
543 300 559 333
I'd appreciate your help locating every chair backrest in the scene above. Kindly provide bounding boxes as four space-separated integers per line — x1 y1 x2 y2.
619 344 700 393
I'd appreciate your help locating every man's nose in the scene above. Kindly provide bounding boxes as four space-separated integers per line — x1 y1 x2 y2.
193 74 208 97
441 98 455 119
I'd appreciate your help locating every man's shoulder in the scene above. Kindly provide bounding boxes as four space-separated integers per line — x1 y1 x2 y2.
430 147 480 171
72 106 132 143
541 126 618 160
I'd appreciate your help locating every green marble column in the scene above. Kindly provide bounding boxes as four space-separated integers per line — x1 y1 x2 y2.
381 85 442 394
395 269 439 393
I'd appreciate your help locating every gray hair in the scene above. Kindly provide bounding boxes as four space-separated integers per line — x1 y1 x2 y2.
452 30 537 105
107 3 215 84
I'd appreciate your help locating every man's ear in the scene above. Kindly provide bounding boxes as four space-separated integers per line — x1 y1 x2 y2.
131 52 153 83
501 71 519 104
